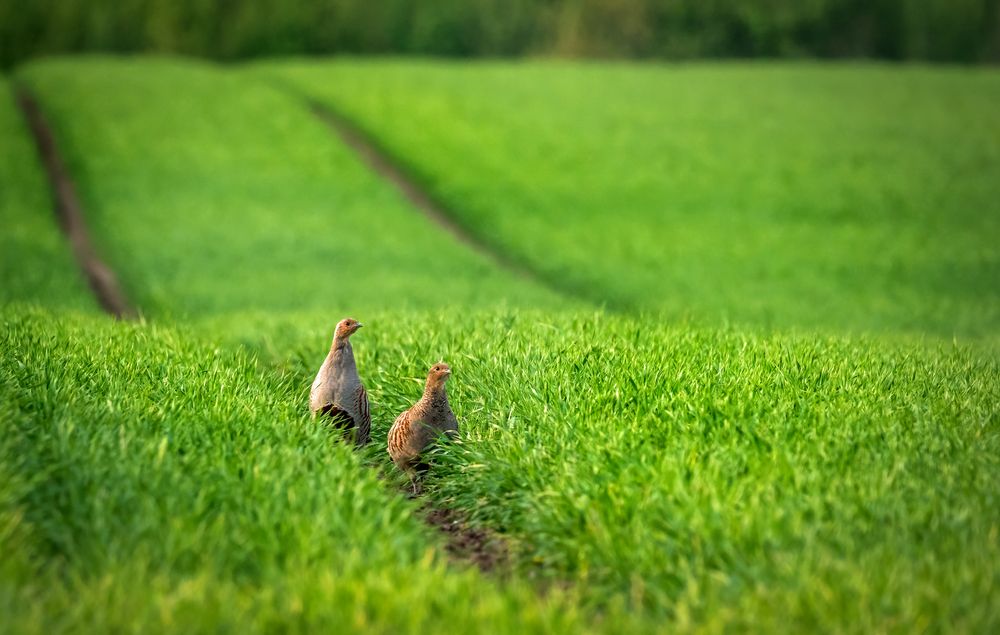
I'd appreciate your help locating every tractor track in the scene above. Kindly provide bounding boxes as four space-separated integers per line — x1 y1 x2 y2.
423 505 510 574
16 88 135 319
308 101 571 301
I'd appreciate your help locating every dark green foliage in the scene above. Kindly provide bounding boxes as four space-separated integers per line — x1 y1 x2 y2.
1 0 998 68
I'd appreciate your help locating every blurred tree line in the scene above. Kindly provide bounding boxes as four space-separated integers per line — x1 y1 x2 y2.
2 0 998 68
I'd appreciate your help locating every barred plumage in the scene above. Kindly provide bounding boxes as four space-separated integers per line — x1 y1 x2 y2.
309 318 370 446
356 385 371 445
387 362 458 494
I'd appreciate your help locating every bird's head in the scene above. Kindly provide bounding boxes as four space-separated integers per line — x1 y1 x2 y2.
426 362 452 388
334 317 363 340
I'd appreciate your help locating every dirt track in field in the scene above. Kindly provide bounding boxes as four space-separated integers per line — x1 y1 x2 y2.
309 102 563 297
16 88 136 319
423 505 510 574
375 465 511 574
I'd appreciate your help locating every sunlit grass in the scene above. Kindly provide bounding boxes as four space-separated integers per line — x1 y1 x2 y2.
6 306 995 632
225 308 1000 633
0 306 615 634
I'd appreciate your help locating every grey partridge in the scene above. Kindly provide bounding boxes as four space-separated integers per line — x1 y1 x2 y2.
387 362 459 493
309 317 371 446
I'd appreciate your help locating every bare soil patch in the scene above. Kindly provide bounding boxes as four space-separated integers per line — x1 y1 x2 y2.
423 505 510 574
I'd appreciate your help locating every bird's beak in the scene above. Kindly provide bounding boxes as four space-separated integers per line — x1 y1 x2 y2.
443 369 452 376
356 323 364 329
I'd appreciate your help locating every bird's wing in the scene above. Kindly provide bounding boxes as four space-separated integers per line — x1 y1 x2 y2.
318 403 355 431
309 356 333 412
445 408 459 434
391 408 411 429
354 384 371 445
388 408 414 458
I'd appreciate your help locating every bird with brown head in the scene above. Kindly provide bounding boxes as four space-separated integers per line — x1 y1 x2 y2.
388 361 459 494
309 317 370 446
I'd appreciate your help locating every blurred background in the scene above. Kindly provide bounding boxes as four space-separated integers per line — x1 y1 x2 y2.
2 0 999 68
3 1 998 337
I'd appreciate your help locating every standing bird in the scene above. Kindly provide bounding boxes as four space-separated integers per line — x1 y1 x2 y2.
388 362 459 494
309 318 370 446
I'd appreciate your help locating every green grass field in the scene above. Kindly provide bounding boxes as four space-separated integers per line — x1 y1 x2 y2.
265 60 1000 339
16 58 563 318
2 58 999 633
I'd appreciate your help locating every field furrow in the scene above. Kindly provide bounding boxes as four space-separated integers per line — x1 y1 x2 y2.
307 100 550 289
16 88 135 317
0 77 93 310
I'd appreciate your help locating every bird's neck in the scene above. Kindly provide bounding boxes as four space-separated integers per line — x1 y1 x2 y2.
328 339 356 372
422 382 448 408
